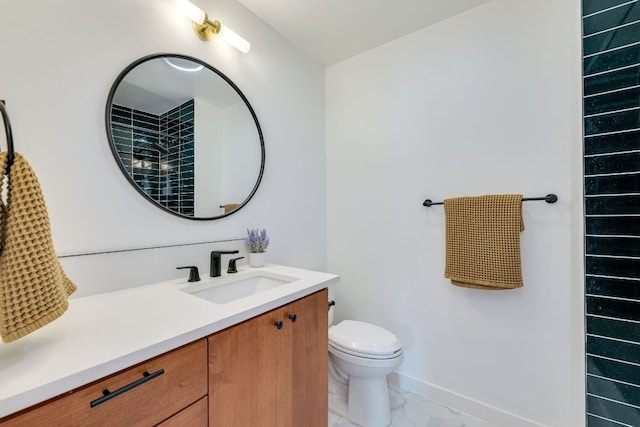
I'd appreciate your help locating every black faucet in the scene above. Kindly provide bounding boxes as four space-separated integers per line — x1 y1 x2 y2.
176 266 200 282
210 250 239 277
227 257 244 274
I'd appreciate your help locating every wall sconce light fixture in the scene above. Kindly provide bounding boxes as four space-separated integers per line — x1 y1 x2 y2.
164 0 251 54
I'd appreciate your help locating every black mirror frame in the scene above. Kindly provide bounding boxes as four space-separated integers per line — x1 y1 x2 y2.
105 53 265 220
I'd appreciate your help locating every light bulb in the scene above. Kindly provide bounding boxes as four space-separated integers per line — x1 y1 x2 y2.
164 0 206 25
218 23 251 54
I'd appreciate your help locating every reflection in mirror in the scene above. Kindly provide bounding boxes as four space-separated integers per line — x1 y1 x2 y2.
106 54 264 220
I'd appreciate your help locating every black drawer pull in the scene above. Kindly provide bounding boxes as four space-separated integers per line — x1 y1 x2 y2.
90 369 165 407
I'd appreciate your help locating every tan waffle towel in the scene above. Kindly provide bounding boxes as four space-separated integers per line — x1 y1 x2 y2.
224 203 239 214
444 194 524 290
0 152 76 343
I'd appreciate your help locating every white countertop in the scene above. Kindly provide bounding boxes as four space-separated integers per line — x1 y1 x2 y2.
0 264 339 418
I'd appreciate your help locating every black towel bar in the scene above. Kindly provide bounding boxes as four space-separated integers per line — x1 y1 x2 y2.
422 193 558 207
0 100 15 172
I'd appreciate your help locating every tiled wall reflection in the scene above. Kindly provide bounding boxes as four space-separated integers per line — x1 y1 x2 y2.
111 100 194 216
583 0 640 425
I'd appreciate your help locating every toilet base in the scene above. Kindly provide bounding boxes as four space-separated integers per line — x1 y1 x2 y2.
347 375 392 427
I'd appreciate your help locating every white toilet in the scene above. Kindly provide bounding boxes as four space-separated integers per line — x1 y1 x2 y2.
328 303 404 427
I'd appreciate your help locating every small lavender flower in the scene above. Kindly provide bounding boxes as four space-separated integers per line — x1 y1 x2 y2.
245 228 270 253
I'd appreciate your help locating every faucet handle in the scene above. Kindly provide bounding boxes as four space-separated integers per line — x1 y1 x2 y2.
211 250 239 256
227 257 244 274
177 266 200 282
210 250 240 277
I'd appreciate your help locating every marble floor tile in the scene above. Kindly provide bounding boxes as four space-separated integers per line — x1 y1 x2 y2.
329 384 496 427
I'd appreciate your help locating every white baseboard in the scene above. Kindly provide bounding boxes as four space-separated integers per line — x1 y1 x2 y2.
387 371 547 427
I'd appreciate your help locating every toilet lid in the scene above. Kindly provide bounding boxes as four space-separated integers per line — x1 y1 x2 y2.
329 320 402 356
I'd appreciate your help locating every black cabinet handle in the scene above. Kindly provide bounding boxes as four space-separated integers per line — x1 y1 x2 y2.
328 300 335 311
90 369 165 407
288 314 297 323
274 320 284 330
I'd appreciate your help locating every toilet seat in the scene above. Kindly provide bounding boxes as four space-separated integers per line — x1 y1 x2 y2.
329 320 402 359
329 342 403 360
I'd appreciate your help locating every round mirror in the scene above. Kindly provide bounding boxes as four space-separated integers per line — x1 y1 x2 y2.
105 54 264 220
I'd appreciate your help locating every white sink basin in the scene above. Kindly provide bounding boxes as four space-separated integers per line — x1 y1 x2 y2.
181 271 300 304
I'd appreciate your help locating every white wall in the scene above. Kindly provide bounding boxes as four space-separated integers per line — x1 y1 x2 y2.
220 101 262 206
0 0 327 295
326 0 583 426
194 98 223 216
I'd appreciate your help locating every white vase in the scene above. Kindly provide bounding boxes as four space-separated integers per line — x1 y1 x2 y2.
249 252 266 268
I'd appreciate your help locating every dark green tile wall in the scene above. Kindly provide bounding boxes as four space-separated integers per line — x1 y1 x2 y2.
111 100 195 216
583 1 640 425
160 100 195 216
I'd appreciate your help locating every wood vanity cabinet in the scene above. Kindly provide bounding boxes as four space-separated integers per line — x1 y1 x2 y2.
0 339 208 427
208 289 328 427
0 289 329 427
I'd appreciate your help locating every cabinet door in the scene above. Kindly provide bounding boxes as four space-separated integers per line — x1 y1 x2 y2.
285 289 328 427
208 307 289 427
208 290 328 427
